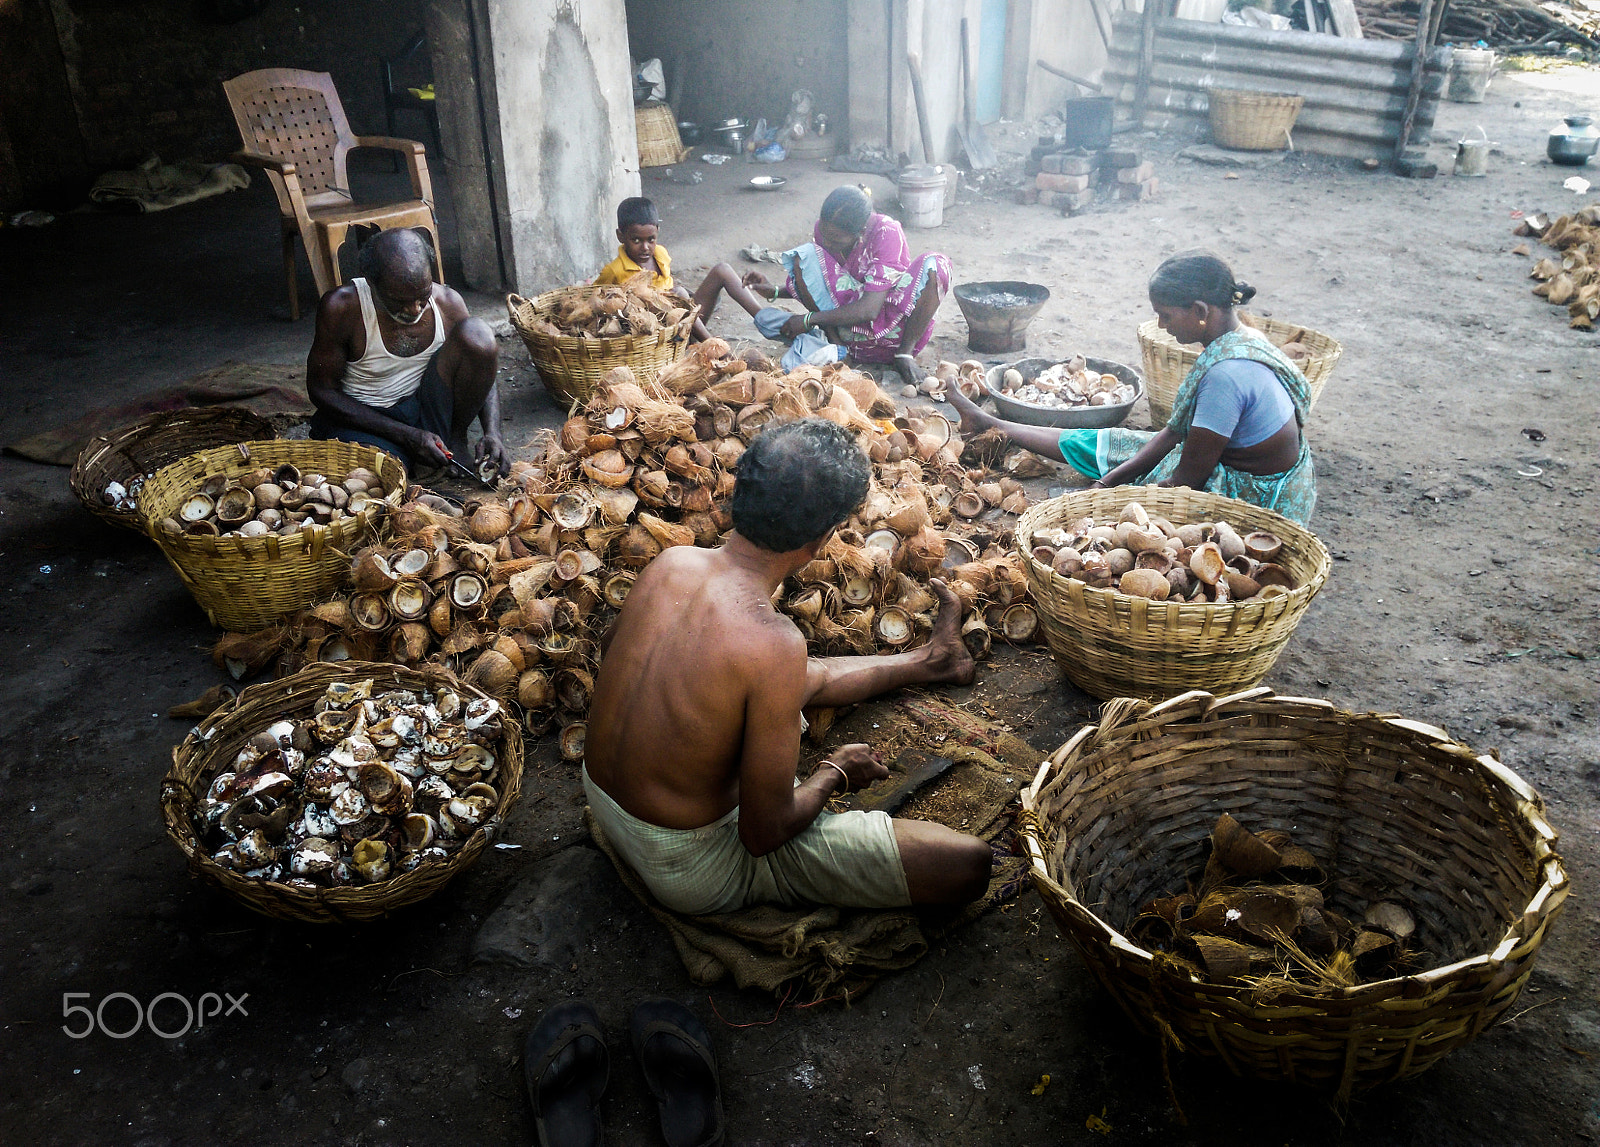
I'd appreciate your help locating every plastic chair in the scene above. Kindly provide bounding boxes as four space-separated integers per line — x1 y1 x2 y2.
223 67 443 320
380 31 442 171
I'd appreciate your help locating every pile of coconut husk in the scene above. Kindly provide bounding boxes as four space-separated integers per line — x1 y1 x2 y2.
1130 814 1420 994
516 273 692 340
206 343 1046 750
1521 205 1600 328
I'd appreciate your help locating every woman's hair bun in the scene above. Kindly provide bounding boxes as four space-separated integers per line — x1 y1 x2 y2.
1232 281 1258 305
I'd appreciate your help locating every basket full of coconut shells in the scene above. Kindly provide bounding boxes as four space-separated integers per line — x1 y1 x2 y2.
70 406 274 533
1015 487 1330 700
1137 314 1342 427
162 662 523 923
507 277 698 407
138 440 405 633
1019 689 1569 1097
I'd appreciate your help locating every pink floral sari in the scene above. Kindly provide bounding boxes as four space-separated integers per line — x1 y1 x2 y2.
781 214 951 363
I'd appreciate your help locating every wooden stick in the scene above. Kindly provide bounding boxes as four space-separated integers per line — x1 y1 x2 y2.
1133 0 1165 128
1037 58 1103 92
1393 0 1436 160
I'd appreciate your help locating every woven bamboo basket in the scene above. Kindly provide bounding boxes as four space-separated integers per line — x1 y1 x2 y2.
1019 688 1569 1097
507 288 697 407
138 440 405 632
1136 314 1343 428
635 103 692 167
1015 488 1330 700
1208 88 1305 151
70 407 274 532
162 662 524 924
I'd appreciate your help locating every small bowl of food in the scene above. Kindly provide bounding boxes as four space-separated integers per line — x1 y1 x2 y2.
982 356 1143 428
748 175 788 192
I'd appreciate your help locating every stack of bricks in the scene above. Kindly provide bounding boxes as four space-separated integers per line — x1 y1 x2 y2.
1032 151 1097 212
1019 148 1157 211
1105 148 1159 202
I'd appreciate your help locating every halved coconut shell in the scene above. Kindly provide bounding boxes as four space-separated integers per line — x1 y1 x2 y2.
388 578 431 620
215 487 256 526
1210 813 1282 878
554 667 595 713
1189 542 1226 586
449 571 489 611
602 571 636 609
1243 530 1283 562
558 722 587 761
180 492 216 523
1000 603 1039 643
350 592 391 632
959 613 991 659
352 550 398 592
874 605 915 647
1254 563 1296 589
1119 568 1169 601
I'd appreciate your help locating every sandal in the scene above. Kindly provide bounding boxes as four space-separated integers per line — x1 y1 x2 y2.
524 1000 609 1147
630 999 725 1147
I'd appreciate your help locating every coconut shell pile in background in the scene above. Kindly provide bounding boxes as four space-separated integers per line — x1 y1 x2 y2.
1028 500 1297 605
1521 203 1600 329
204 340 1049 755
1129 813 1420 991
517 274 692 340
157 463 392 539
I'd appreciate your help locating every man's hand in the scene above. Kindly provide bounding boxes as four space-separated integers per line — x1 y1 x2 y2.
781 313 810 339
829 743 887 791
406 428 452 469
475 433 511 478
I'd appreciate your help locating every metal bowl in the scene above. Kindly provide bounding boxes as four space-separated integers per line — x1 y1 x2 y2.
713 118 748 133
748 175 788 192
981 356 1144 429
677 121 702 145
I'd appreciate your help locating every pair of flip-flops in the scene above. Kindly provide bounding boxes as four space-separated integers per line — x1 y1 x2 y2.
524 998 724 1147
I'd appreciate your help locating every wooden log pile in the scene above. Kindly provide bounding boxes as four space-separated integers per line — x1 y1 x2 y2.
1355 0 1600 49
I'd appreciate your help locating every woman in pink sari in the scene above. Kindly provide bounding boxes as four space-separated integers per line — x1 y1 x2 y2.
745 185 951 384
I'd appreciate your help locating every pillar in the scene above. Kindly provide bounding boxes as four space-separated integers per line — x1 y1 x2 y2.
427 0 640 295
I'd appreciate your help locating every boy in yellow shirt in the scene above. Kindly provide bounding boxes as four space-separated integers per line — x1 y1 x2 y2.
596 196 770 342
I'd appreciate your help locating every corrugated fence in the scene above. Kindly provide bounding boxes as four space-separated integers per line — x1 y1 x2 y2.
1105 15 1450 158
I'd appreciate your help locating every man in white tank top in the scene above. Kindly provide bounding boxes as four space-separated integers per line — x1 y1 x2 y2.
306 227 508 477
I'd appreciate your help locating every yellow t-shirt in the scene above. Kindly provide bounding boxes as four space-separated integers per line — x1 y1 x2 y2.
594 243 673 292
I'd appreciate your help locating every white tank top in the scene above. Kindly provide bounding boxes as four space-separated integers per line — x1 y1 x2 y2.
341 278 446 407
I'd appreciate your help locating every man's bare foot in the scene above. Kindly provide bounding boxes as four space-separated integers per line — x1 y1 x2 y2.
922 578 977 685
945 384 993 439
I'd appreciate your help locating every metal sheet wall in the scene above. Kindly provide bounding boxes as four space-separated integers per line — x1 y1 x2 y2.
1105 15 1450 158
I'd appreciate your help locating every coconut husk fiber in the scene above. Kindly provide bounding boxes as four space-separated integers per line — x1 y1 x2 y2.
586 695 1038 1003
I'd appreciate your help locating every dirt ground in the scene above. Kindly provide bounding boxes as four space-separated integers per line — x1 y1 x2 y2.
2 63 1597 1147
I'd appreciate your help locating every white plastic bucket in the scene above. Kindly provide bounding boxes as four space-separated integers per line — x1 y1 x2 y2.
897 165 945 228
1448 48 1495 104
1456 126 1490 176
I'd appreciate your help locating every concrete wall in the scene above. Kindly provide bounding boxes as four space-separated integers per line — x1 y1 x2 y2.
1025 0 1115 120
0 0 431 208
623 0 849 133
428 0 639 295
847 0 1038 165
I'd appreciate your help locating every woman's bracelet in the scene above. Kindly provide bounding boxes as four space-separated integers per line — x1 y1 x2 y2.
817 760 851 791
805 311 817 331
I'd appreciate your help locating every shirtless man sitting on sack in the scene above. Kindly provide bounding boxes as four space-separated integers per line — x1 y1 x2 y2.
306 226 509 478
583 418 992 914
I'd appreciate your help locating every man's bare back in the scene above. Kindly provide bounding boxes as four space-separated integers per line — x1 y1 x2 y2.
585 544 805 831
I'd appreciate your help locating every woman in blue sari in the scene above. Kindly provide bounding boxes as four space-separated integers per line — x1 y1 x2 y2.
948 252 1316 525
